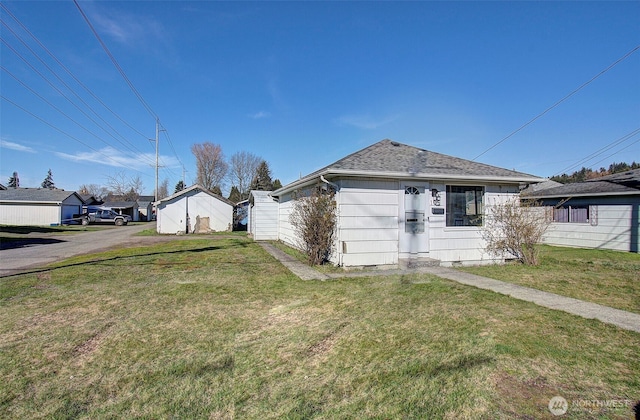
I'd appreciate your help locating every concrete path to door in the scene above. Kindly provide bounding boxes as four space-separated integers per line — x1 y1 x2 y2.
258 242 640 334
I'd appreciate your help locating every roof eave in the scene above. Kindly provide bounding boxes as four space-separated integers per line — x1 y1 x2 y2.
272 169 543 196
524 190 640 199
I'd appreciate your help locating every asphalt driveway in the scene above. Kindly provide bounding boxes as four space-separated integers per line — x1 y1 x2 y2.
0 223 156 277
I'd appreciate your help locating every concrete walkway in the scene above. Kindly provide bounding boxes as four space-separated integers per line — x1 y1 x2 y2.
258 242 640 334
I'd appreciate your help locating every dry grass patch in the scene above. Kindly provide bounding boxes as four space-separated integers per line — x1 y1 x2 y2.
1 238 638 419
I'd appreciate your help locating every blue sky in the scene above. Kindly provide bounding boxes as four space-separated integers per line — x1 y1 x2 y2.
1 1 639 195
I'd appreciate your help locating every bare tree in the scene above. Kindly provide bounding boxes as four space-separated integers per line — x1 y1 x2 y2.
191 142 228 191
229 151 261 200
289 187 338 266
482 198 550 265
78 184 110 200
156 178 169 200
106 171 144 201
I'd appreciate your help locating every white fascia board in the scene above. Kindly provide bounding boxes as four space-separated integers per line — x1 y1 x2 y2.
272 169 543 196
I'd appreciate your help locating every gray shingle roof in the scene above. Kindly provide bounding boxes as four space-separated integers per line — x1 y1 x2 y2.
277 139 542 194
0 188 82 203
524 168 640 198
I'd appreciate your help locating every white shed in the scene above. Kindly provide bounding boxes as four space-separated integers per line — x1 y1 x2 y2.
156 185 233 234
248 190 279 240
0 188 84 226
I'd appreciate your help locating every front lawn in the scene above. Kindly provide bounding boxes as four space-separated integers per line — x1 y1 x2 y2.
1 238 637 419
461 245 640 314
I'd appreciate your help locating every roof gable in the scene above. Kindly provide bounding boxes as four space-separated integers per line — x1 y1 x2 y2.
158 184 234 207
275 139 542 195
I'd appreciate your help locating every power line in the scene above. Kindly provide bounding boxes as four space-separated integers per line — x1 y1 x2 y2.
73 0 158 121
1 94 152 177
0 3 150 142
0 28 155 165
72 1 188 182
473 45 640 161
553 127 640 176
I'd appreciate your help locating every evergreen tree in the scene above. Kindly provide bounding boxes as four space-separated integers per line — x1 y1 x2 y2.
7 171 19 188
228 186 242 203
250 161 274 191
41 169 55 189
211 185 222 196
272 179 283 190
174 180 185 193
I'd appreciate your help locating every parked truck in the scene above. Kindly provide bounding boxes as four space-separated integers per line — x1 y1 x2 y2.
68 208 132 226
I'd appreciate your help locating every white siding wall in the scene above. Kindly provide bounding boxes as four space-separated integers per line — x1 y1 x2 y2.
249 193 279 240
157 197 186 234
157 190 232 234
277 193 300 249
274 180 526 267
0 203 60 226
0 195 82 226
543 204 634 252
337 179 400 266
428 185 520 265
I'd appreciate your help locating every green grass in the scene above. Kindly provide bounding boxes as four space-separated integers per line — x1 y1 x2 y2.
1 238 638 419
461 245 640 314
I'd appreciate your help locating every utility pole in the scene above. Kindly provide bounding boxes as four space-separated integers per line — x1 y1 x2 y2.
155 118 159 203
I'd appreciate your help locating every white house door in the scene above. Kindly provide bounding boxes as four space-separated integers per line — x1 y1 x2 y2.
399 184 429 254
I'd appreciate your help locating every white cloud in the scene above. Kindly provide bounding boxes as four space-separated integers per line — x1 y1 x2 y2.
89 6 165 47
55 147 179 170
0 139 36 153
249 111 271 119
335 114 398 130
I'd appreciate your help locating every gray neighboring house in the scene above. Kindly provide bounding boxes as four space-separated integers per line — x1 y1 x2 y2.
524 168 640 253
137 195 155 222
0 188 84 226
265 139 543 267
102 201 139 221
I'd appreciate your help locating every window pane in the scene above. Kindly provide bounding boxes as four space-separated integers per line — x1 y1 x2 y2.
446 186 484 226
570 207 588 223
553 208 568 223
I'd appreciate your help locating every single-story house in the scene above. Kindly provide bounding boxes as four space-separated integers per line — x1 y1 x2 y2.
155 184 234 234
523 168 640 253
248 190 278 240
0 188 85 226
261 139 543 267
137 195 155 222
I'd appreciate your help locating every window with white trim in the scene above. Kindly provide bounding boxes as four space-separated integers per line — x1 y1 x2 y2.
552 205 589 223
446 185 484 227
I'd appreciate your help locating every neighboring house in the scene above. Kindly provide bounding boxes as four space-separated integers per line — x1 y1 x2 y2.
80 195 103 206
523 169 640 253
102 201 139 221
155 184 233 234
263 139 543 267
137 195 155 222
0 188 84 226
248 190 278 240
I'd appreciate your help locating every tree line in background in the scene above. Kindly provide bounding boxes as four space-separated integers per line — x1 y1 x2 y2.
551 161 639 184
190 141 281 202
4 142 282 205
